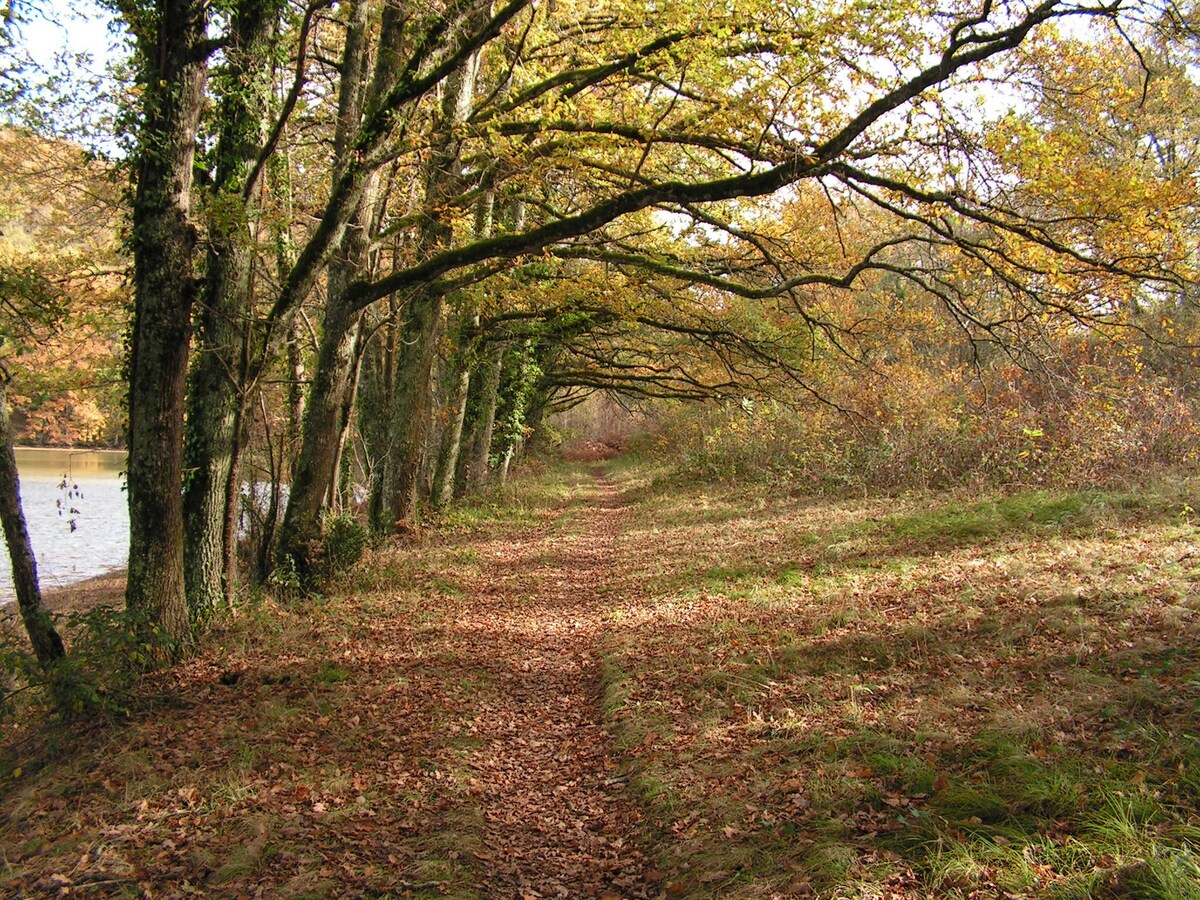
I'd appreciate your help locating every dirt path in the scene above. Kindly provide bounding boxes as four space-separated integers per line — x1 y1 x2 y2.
0 469 663 899
447 470 657 897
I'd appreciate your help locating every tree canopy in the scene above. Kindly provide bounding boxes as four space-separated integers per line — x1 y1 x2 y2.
0 0 1194 644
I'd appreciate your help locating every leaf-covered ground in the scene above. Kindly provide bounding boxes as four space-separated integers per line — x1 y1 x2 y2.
599 464 1200 898
2 461 1199 898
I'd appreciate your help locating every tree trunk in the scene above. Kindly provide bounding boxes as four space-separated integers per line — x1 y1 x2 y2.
182 240 250 621
124 0 210 650
183 0 280 624
326 316 369 513
380 289 445 524
286 314 306 476
457 340 506 496
278 299 363 578
492 338 539 485
222 405 248 604
432 327 474 507
377 36 483 525
254 139 302 584
279 0 407 570
256 402 286 583
360 293 400 528
270 136 305 481
0 378 66 677
433 191 495 506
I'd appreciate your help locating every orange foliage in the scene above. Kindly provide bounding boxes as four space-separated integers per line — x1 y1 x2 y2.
654 330 1198 492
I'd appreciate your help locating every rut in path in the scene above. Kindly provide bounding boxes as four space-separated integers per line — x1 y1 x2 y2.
446 470 657 898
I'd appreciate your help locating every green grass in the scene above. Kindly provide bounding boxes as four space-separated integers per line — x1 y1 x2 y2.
438 460 590 530
310 660 350 684
598 467 1200 897
878 487 1180 547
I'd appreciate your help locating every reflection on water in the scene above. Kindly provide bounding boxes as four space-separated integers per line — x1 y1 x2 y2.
0 448 128 600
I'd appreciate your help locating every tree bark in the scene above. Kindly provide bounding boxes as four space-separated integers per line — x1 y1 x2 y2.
493 339 538 484
435 193 496 504
183 0 281 623
277 0 387 575
0 378 66 675
360 302 398 529
278 299 363 578
326 316 369 514
431 321 475 506
124 0 211 649
377 34 483 525
457 340 505 496
379 289 445 525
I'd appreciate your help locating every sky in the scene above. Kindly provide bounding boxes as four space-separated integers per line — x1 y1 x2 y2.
20 0 119 73
9 0 126 150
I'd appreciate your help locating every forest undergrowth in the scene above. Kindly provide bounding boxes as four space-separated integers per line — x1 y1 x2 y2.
2 459 1199 898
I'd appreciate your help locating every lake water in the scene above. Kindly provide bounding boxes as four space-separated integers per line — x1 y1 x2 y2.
0 448 128 600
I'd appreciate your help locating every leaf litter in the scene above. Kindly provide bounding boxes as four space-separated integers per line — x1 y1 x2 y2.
3 464 1200 898
0 467 660 898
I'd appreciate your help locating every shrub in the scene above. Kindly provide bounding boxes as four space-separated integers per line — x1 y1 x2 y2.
650 339 1198 494
313 512 369 584
0 604 174 721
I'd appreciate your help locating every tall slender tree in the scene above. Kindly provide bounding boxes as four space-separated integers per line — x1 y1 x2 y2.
183 0 287 622
115 0 211 648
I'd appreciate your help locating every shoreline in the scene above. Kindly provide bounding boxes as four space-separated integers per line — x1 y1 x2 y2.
2 569 127 617
42 569 127 613
13 446 126 454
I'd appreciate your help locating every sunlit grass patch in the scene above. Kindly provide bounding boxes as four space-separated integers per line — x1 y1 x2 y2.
875 485 1188 550
902 787 1200 898
439 500 543 530
438 460 592 531
601 469 1200 897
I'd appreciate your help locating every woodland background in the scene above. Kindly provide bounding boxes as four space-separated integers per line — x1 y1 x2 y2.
0 0 1196 665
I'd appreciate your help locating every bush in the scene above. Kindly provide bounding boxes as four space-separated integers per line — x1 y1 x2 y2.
267 554 303 603
651 341 1199 494
0 604 174 721
314 512 369 584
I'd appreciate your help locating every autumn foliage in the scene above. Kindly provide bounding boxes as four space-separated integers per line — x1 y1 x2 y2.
0 128 126 448
654 329 1199 493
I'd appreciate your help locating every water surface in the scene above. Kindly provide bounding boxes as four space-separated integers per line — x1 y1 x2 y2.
0 448 128 600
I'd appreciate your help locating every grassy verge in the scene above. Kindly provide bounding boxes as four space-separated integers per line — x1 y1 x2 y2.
600 470 1200 897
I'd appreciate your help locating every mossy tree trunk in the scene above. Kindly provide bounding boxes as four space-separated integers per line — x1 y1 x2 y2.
431 317 476 507
493 339 539 484
376 287 446 526
376 41 483 526
123 0 211 651
183 0 282 624
278 0 383 575
456 340 506 496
